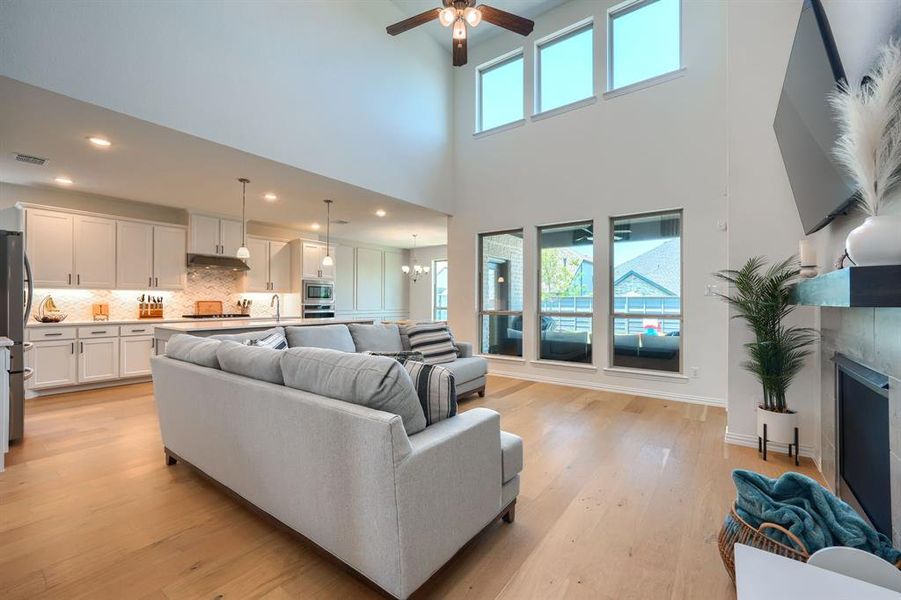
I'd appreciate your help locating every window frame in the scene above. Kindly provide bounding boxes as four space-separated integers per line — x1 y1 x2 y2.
478 229 524 357
608 208 684 374
606 0 683 95
536 219 595 366
432 258 448 321
475 49 526 134
533 17 596 117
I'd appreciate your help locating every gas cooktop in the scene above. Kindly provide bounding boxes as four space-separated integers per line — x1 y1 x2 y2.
181 313 250 319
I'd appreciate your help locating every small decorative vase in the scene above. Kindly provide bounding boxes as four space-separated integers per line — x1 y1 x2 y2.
756 406 798 445
846 215 901 266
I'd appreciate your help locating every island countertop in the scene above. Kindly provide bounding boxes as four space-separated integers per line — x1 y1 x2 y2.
152 318 375 341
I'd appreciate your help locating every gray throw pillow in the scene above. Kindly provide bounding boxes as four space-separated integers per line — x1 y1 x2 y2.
280 347 426 435
216 340 285 385
348 323 404 353
404 361 457 426
363 350 425 365
165 334 222 369
210 326 286 344
285 324 355 353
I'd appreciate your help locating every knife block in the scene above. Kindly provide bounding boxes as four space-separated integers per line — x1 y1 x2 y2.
138 302 164 319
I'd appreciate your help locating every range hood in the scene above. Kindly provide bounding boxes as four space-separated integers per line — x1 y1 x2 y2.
186 253 250 271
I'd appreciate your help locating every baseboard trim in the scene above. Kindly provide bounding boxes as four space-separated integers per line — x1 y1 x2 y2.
487 367 725 407
26 376 151 398
724 429 816 460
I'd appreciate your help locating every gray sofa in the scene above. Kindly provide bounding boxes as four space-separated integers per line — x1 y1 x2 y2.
151 333 520 599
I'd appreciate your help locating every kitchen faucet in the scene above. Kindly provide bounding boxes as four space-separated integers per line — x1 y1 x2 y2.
270 294 280 323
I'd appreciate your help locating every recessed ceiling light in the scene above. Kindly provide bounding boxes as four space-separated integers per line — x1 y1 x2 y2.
87 136 111 148
311 222 321 230
54 176 73 185
375 209 387 217
264 193 277 201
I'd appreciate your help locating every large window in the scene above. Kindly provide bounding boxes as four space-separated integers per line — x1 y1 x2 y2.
432 259 448 321
610 211 682 372
538 222 594 364
477 53 524 132
536 21 594 114
479 230 524 357
608 0 681 91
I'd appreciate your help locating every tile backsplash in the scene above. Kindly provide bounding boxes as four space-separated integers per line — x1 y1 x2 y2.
32 268 299 322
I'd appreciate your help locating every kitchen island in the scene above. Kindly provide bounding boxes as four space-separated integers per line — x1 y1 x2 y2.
152 318 375 347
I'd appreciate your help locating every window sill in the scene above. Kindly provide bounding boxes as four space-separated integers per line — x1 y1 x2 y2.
478 354 525 363
473 119 526 139
603 366 688 382
604 66 687 100
531 96 597 122
530 359 598 372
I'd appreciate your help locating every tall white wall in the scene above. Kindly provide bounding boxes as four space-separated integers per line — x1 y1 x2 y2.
0 0 454 213
447 0 730 405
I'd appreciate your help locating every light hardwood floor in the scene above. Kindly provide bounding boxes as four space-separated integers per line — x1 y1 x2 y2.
0 376 821 599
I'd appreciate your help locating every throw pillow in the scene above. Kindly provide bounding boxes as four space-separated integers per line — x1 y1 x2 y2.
363 350 425 365
404 361 457 425
403 321 458 365
210 326 286 344
165 334 221 369
216 340 285 385
348 323 404 353
245 330 288 350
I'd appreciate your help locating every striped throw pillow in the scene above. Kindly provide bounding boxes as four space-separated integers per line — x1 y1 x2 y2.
245 331 288 350
404 361 457 425
404 322 457 365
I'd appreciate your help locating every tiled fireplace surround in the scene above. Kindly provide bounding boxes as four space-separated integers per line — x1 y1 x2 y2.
820 307 901 547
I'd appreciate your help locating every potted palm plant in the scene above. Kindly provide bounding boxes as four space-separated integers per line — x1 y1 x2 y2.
715 257 818 450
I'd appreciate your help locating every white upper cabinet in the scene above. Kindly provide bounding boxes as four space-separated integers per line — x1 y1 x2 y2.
219 219 244 257
243 237 271 292
26 209 74 288
320 245 336 280
152 226 186 290
300 241 335 280
117 221 154 289
383 252 406 311
189 214 242 256
74 215 117 289
269 241 292 292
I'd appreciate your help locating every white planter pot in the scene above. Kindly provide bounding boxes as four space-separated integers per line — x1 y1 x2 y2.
846 215 901 266
756 406 798 445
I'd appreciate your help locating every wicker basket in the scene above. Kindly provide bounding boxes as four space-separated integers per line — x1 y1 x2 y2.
717 504 810 583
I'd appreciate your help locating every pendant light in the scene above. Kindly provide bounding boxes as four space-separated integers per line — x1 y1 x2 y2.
402 234 431 283
321 199 334 267
236 178 251 259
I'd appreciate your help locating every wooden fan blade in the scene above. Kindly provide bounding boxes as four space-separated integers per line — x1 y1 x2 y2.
477 5 534 36
453 36 468 67
386 8 440 36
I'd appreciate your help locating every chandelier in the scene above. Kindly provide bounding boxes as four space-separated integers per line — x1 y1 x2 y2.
402 234 431 283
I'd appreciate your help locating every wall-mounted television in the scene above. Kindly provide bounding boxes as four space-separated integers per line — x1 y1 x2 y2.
774 0 855 235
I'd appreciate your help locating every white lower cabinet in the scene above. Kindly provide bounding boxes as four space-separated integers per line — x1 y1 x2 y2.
120 336 153 378
29 339 78 390
78 338 120 383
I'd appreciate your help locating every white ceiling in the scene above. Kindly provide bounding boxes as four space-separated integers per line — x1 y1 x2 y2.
0 77 448 248
389 0 570 46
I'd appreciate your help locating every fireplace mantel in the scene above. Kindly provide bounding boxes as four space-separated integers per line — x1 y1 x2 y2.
792 265 901 307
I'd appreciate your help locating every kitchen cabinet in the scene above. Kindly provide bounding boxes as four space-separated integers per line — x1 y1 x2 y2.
243 238 292 292
335 245 356 312
74 215 117 288
26 209 74 288
29 339 77 390
190 214 243 256
120 336 153 378
356 248 383 311
300 241 335 280
117 222 186 290
269 241 292 292
78 337 119 383
152 226 186 289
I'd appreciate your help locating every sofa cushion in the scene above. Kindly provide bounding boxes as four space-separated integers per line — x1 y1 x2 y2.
285 324 356 352
363 350 425 365
165 334 222 369
280 347 426 435
403 361 456 426
403 322 457 365
348 323 404 353
500 431 523 484
216 340 285 385
210 326 286 344
441 356 487 385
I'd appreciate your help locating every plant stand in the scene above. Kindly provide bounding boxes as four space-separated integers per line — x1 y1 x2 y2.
758 424 800 466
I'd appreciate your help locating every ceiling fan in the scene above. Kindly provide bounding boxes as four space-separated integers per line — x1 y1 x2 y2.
386 1 535 67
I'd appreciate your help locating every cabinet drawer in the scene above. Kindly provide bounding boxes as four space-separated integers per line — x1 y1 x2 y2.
27 327 76 341
77 326 119 339
121 324 154 337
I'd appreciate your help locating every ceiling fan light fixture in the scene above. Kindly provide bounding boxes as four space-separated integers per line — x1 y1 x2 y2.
452 18 467 40
438 6 456 26
463 6 481 26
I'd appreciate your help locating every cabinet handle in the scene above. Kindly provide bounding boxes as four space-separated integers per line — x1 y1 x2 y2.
149 276 153 286
132 329 146 333
80 342 84 354
77 274 80 285
68 274 72 285
91 330 107 334
71 342 74 354
44 332 63 337
155 277 159 287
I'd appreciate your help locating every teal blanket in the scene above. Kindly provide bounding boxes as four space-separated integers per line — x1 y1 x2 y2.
733 469 901 564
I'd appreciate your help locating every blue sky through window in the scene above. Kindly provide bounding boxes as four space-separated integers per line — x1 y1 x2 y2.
539 25 593 113
479 56 523 131
611 0 680 90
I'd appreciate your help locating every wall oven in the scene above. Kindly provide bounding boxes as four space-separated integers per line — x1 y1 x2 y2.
303 279 335 305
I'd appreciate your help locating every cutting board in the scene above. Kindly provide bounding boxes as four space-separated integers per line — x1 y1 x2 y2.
195 300 223 315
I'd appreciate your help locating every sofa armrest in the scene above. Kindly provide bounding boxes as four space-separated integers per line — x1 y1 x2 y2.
456 341 474 358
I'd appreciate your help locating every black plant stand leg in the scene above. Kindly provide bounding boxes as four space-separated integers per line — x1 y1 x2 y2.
794 427 799 467
788 441 793 458
758 436 762 453
763 423 768 461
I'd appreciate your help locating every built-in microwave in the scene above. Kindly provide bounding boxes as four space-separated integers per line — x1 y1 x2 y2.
303 279 335 304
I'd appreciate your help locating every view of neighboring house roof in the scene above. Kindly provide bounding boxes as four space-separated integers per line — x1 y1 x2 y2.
613 239 681 296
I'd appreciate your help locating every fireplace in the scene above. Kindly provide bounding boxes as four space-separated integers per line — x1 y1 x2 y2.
834 354 892 538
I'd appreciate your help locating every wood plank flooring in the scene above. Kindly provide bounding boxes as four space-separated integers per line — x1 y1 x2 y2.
0 376 821 599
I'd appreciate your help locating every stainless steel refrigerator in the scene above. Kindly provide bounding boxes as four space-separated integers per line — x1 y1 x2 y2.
1 230 33 442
